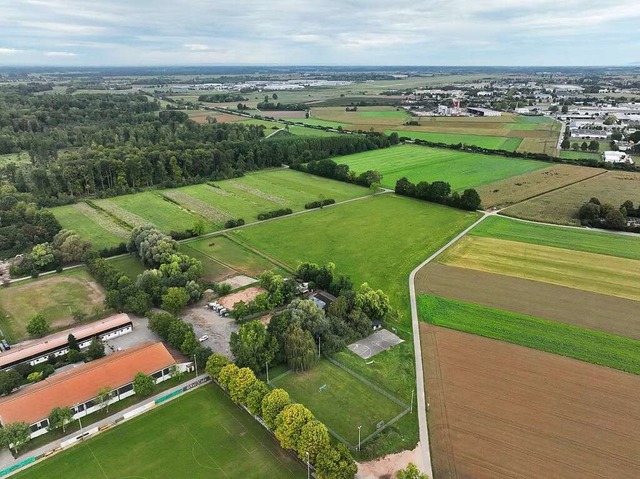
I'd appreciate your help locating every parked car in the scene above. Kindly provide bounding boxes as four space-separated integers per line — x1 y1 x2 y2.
198 335 209 342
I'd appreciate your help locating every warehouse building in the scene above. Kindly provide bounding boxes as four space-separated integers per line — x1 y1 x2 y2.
467 107 502 117
0 342 187 439
0 314 133 371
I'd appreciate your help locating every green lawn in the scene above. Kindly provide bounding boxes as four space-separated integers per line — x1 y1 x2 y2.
387 130 523 151
0 268 106 342
109 255 147 278
51 204 127 251
472 216 640 261
559 150 602 161
16 386 305 479
233 194 479 326
335 144 547 190
270 360 407 446
418 295 640 375
185 236 282 277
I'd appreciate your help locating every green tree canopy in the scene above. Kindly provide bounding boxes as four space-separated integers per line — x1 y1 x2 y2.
133 373 155 397
47 406 74 433
284 323 317 373
274 403 314 451
261 388 291 430
0 422 31 454
230 321 278 373
26 313 50 338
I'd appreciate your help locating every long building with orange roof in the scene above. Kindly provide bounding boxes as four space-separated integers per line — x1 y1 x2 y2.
0 342 189 439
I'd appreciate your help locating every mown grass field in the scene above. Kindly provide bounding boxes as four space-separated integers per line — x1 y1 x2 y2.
239 119 340 137
335 144 547 190
472 215 640 260
502 171 640 225
386 130 523 151
559 150 602 161
474 164 604 208
271 360 407 446
0 269 105 342
418 295 640 375
16 386 305 479
110 255 147 278
182 235 286 281
51 170 367 250
439 236 640 301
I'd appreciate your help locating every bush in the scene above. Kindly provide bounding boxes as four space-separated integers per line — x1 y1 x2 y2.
304 199 336 209
224 218 245 229
257 208 293 221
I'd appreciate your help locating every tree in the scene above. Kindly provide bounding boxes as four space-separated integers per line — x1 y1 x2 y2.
0 422 31 454
181 331 200 358
97 386 113 413
577 202 601 226
228 367 258 406
272 93 278 100
284 323 317 372
396 463 429 479
261 389 291 430
161 287 189 314
0 370 22 396
53 230 91 264
217 363 240 391
86 337 105 361
297 420 330 463
47 406 74 433
230 321 278 373
205 353 231 379
315 443 357 479
31 242 55 269
274 403 314 451
26 313 50 338
561 105 569 114
246 381 270 416
355 283 391 322
604 209 626 230
588 140 600 151
459 189 482 211
560 138 570 149
580 141 588 151
133 372 155 396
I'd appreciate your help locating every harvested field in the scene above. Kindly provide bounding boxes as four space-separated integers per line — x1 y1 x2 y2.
227 180 287 205
94 199 147 228
475 164 605 208
162 190 231 224
416 263 640 340
217 286 265 310
210 113 246 123
258 110 307 119
439 236 640 302
421 324 640 479
502 170 640 225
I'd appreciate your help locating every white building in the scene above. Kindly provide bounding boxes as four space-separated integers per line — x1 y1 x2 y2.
467 107 502 117
602 151 635 165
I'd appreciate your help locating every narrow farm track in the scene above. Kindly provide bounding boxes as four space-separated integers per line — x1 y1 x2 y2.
409 211 490 477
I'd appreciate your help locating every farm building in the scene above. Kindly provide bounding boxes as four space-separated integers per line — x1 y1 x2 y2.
0 342 188 439
467 107 502 117
602 151 635 165
310 291 337 310
0 314 133 371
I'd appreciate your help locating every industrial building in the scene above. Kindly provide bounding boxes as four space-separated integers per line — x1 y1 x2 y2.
0 342 187 439
602 151 634 165
467 107 502 117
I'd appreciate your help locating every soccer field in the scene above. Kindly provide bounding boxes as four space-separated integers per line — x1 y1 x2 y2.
270 360 408 446
334 144 547 190
16 386 305 479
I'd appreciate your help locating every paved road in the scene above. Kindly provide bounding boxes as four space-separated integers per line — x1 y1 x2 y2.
408 212 490 478
0 374 210 471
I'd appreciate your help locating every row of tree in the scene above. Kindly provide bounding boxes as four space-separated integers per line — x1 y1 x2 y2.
577 197 640 232
291 158 383 188
395 177 482 211
205 355 357 479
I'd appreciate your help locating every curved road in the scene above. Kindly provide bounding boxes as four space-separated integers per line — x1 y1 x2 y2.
409 212 489 477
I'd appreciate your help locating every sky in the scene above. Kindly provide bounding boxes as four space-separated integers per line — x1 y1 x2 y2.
0 0 638 66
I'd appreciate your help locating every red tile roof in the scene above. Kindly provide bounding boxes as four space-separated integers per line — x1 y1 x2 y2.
0 314 132 369
0 342 175 426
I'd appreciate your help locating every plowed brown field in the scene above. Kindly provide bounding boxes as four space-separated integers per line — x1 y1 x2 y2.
416 263 640 340
421 324 640 479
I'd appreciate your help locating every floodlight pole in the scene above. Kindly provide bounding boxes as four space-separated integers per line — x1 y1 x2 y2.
306 451 310 479
78 416 84 438
357 425 362 451
266 362 269 384
193 354 198 376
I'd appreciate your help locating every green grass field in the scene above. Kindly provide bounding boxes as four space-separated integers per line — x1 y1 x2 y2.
386 130 523 151
52 204 127 251
439 236 640 302
418 295 640 375
559 150 602 161
0 269 106 342
472 216 640 260
271 360 407 446
295 118 348 128
234 194 479 326
335 144 547 190
110 255 147 278
240 119 339 137
16 386 305 479
182 235 286 281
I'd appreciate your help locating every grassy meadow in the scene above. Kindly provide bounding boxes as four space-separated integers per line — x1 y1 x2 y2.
471 216 640 260
387 130 523 151
418 295 640 375
335 144 547 190
16 386 305 479
439 236 640 301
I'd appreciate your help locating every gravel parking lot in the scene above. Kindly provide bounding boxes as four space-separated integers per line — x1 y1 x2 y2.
103 316 161 355
183 305 239 359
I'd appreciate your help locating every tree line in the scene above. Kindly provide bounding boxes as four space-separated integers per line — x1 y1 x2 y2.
578 197 640 232
395 177 482 211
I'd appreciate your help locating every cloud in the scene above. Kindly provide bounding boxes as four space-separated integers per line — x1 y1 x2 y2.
44 51 78 57
184 44 213 51
0 48 20 54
